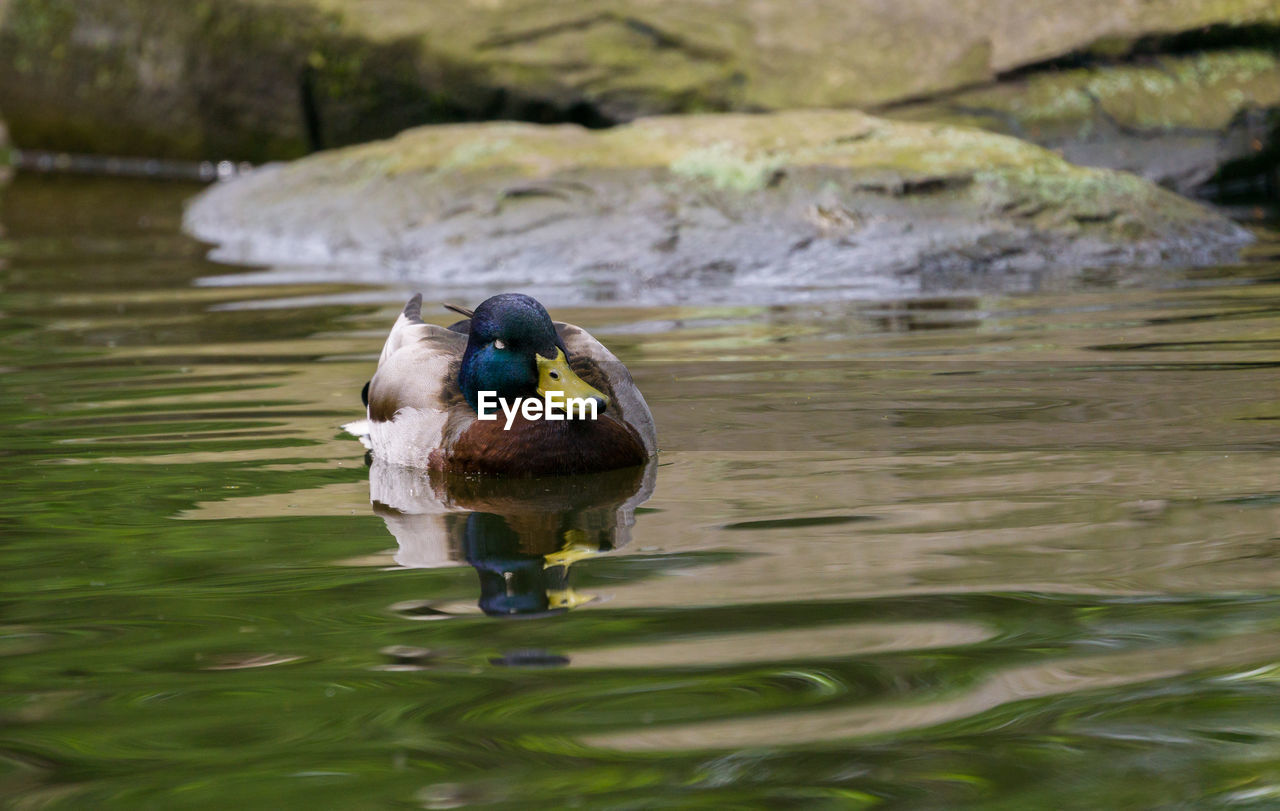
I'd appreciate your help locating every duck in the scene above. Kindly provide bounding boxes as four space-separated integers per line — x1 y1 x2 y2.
346 293 656 475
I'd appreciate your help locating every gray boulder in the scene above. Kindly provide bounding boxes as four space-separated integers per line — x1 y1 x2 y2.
185 111 1252 304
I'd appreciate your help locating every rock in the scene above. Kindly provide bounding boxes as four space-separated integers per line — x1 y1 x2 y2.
889 49 1280 196
311 0 1280 116
2 0 1279 161
0 0 532 162
184 111 1252 304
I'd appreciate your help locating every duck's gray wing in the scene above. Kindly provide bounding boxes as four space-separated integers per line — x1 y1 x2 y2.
556 321 657 457
368 294 468 422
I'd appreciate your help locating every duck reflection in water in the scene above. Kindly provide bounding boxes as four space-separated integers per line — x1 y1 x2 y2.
369 457 657 618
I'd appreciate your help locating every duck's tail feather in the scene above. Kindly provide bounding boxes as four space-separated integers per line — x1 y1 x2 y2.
403 293 424 323
342 418 373 448
443 302 474 319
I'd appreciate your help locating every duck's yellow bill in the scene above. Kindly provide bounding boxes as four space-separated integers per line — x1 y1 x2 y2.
536 348 609 408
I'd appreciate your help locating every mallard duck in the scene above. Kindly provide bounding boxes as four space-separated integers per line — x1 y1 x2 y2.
347 293 656 475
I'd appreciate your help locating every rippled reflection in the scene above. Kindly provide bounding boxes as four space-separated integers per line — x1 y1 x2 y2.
371 459 657 618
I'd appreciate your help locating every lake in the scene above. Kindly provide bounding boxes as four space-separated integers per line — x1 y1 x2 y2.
3 174 1279 808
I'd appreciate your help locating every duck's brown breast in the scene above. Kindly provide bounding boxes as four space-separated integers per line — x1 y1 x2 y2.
440 413 648 476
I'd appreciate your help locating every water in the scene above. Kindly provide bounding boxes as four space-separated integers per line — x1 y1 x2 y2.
2 174 1280 808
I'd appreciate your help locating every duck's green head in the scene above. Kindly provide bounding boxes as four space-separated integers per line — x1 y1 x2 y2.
457 294 608 414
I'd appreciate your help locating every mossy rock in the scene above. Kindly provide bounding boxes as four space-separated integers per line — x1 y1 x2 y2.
889 49 1280 194
0 0 515 161
242 0 1280 115
3 0 1280 161
185 111 1251 303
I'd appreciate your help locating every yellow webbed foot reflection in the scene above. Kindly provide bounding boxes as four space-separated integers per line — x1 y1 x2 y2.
546 588 600 610
543 528 607 569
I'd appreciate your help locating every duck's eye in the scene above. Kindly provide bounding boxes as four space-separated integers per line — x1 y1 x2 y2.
549 370 560 380
493 339 506 350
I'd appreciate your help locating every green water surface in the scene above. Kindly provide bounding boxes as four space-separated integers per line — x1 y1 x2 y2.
2 176 1280 808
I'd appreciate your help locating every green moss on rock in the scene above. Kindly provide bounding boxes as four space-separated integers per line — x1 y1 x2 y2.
888 48 1280 193
910 50 1280 137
